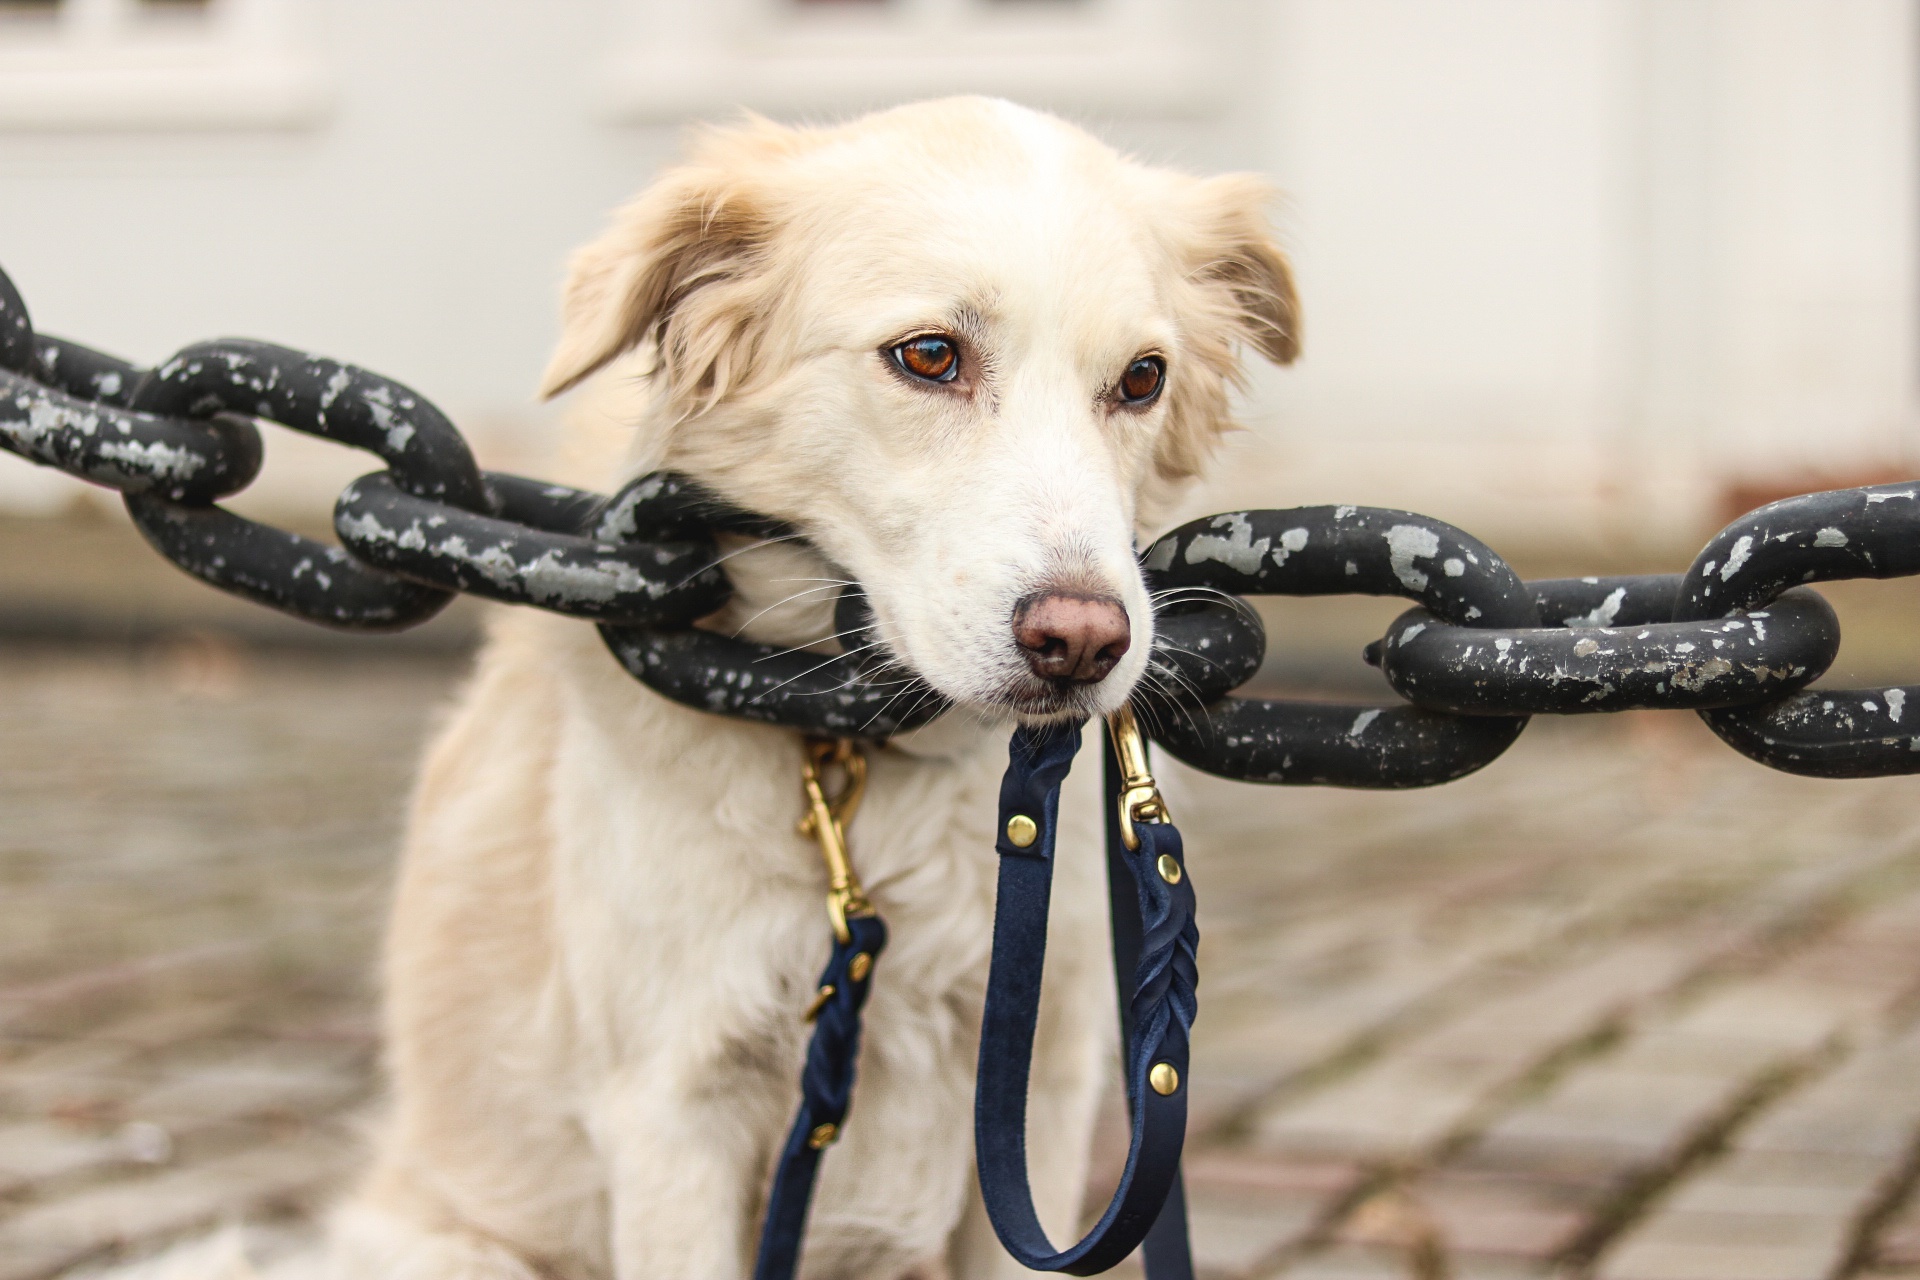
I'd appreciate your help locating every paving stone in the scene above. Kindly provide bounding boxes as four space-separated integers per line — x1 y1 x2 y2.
1448 1259 1547 1280
0 1130 356 1280
1465 1065 1741 1179
1178 1151 1359 1276
1872 1203 1920 1272
0 1122 148 1198
128 1047 365 1127
1403 1169 1596 1261
1595 1237 1841 1280
1189 1196 1320 1277
1270 1243 1415 1279
1655 1149 1889 1214
1593 1020 1920 1279
1253 939 1708 1161
1466 890 1920 1184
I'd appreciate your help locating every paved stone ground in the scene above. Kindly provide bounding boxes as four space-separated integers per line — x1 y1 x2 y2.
4 642 1920 1279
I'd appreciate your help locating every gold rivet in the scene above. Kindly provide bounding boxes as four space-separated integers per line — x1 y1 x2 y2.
1149 1063 1180 1096
848 952 872 983
1156 853 1183 885
1006 814 1039 848
807 1122 839 1149
803 984 835 1023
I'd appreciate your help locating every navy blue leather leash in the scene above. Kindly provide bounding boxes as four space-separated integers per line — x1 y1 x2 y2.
1103 721 1196 1280
753 739 887 1280
755 715 1198 1279
974 711 1199 1275
752 911 886 1280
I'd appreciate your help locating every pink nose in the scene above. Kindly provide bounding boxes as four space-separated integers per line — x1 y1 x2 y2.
1012 592 1132 685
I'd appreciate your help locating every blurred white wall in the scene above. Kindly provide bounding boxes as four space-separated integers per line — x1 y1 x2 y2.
0 0 1912 560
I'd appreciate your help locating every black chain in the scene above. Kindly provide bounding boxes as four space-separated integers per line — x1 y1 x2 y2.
2 261 1914 781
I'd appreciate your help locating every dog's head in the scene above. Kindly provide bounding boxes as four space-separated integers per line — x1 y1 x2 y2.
541 97 1297 722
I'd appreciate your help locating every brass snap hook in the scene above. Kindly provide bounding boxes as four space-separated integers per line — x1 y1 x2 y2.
1107 705 1171 852
798 736 873 943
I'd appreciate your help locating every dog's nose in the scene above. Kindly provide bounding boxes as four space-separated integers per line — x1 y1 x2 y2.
1012 592 1132 684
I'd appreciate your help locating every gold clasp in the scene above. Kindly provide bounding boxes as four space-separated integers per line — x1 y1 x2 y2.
1107 704 1170 851
798 737 873 943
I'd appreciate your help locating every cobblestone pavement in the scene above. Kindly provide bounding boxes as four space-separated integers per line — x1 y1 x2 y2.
4 645 1920 1280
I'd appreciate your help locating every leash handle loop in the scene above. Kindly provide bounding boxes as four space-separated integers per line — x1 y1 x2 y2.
975 719 1199 1275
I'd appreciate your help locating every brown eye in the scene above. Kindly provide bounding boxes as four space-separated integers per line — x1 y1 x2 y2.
891 335 959 383
1119 356 1165 404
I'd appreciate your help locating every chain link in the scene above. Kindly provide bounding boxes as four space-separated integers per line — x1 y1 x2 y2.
2 261 1916 781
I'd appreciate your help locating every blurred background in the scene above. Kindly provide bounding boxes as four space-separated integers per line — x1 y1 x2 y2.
2 0 1915 552
4 4 1920 1280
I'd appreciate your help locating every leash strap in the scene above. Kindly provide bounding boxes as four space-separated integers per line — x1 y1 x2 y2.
975 720 1200 1275
752 911 888 1280
754 741 887 1280
1104 724 1196 1280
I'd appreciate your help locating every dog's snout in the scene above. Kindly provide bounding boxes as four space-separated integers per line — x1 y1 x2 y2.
1012 592 1131 685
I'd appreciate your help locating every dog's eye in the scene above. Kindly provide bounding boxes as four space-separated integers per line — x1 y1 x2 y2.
1119 356 1165 404
891 335 959 384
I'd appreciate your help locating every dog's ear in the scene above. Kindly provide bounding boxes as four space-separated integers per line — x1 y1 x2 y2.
1148 172 1300 484
539 148 778 407
1179 171 1300 367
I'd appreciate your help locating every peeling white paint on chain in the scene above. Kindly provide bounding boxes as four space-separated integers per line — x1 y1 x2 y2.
1385 524 1440 591
97 437 203 480
319 367 351 412
26 397 99 440
1888 688 1906 723
1720 535 1753 581
1671 657 1733 692
1270 526 1309 568
1565 586 1626 628
1348 708 1381 736
361 384 415 453
512 548 655 603
1185 512 1270 574
595 475 663 541
336 511 394 546
1813 527 1849 548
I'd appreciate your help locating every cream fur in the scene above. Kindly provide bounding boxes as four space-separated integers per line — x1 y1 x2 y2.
121 98 1296 1280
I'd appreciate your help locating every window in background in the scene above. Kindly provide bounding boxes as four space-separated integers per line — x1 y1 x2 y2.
0 0 328 130
603 0 1225 122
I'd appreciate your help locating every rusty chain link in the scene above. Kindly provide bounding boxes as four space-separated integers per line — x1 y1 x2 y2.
2 262 1914 781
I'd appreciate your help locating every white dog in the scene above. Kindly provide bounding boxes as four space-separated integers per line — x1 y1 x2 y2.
144 97 1297 1280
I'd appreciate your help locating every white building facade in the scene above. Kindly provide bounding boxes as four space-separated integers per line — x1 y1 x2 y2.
0 0 1911 560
